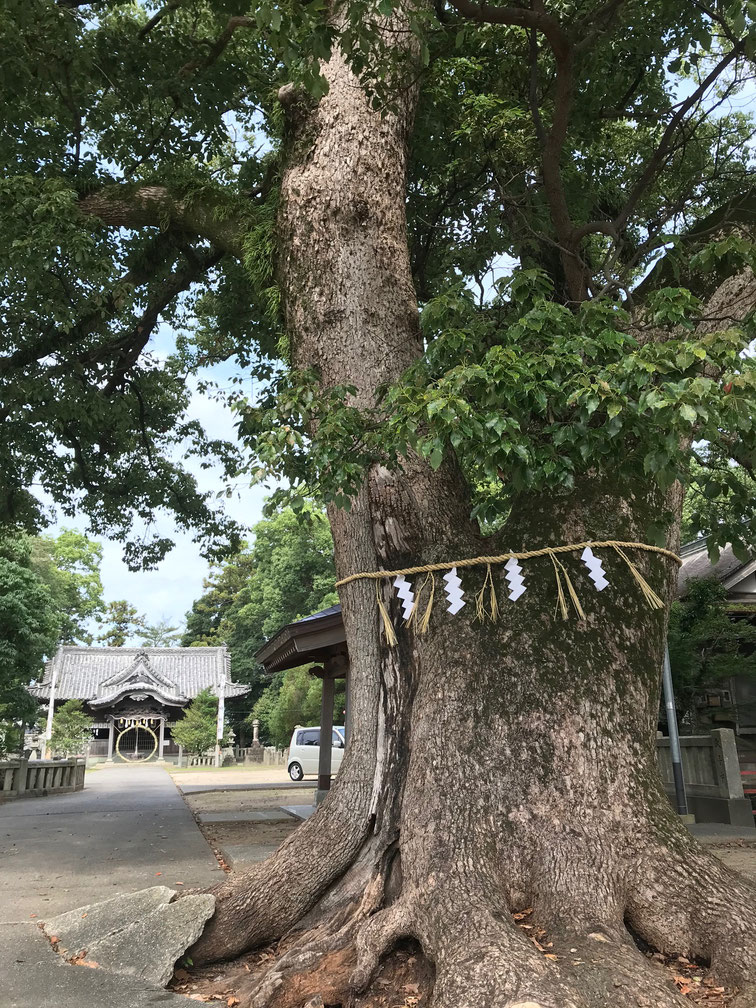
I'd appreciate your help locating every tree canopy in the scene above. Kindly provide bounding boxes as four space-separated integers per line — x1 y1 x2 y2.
171 686 230 756
140 618 183 647
49 698 94 757
668 577 756 729
4 0 756 564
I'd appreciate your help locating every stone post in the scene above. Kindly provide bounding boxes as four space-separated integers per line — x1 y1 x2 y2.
158 718 165 762
710 728 745 799
106 719 114 763
252 719 260 746
177 744 184 769
15 758 28 796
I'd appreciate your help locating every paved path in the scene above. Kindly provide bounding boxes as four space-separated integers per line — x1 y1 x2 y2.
0 764 223 1007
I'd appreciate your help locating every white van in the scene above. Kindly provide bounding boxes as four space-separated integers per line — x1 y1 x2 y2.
287 725 345 781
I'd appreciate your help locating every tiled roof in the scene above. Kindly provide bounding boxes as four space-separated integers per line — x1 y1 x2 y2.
678 540 748 597
29 646 249 701
291 604 342 624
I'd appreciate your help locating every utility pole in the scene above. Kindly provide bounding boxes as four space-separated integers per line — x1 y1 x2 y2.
214 669 226 769
662 645 689 816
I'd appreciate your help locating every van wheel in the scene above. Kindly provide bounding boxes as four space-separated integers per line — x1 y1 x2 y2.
288 762 304 781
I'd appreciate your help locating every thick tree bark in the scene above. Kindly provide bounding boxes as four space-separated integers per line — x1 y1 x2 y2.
188 23 756 1008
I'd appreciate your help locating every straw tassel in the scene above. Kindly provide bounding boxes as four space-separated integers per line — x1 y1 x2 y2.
613 546 665 610
418 573 436 634
475 564 499 621
407 572 432 629
376 581 398 646
548 550 569 620
548 550 586 621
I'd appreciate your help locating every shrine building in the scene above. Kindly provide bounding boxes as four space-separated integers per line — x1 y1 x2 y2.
28 646 249 762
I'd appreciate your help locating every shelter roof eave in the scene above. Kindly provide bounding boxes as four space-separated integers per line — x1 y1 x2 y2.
255 604 347 674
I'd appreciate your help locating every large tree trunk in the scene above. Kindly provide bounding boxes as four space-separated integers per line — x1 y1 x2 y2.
189 25 756 1008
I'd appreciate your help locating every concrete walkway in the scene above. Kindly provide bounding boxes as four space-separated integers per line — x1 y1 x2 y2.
0 764 224 1007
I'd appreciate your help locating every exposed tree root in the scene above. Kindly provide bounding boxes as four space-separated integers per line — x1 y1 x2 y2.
180 821 756 1008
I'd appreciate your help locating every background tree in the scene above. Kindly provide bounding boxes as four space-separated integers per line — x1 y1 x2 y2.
183 504 337 732
0 534 60 750
29 529 104 644
7 1 756 1005
97 600 145 647
182 551 257 648
49 699 94 757
140 619 183 647
252 666 346 748
668 578 756 730
171 687 227 758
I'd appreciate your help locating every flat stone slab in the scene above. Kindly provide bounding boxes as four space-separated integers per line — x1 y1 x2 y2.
198 809 291 824
43 886 215 987
281 804 316 821
3 923 201 1008
42 886 176 953
223 843 280 868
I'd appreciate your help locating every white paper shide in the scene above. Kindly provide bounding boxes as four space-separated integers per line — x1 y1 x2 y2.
443 566 465 614
581 546 609 591
393 574 416 620
504 557 527 601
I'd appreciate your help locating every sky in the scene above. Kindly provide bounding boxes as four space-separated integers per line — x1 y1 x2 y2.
45 328 272 640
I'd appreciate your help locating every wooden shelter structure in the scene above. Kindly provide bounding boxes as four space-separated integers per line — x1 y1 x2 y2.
255 604 349 799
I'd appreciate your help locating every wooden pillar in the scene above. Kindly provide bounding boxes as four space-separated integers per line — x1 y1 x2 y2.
344 672 351 746
106 719 115 762
316 674 335 804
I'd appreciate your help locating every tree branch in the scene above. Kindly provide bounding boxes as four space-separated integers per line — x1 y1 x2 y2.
448 0 569 58
138 0 184 39
614 40 746 233
179 15 256 76
101 246 224 395
450 0 589 299
633 189 756 300
78 184 244 257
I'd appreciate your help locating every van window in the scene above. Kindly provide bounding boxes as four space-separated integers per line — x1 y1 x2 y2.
297 729 320 746
332 730 344 748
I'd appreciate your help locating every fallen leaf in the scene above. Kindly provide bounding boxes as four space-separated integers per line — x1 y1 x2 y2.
544 953 560 961
227 998 240 1006
48 935 59 944
29 914 37 919
155 872 162 876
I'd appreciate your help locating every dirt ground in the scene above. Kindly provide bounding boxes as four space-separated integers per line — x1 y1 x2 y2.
707 843 756 882
184 788 303 859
